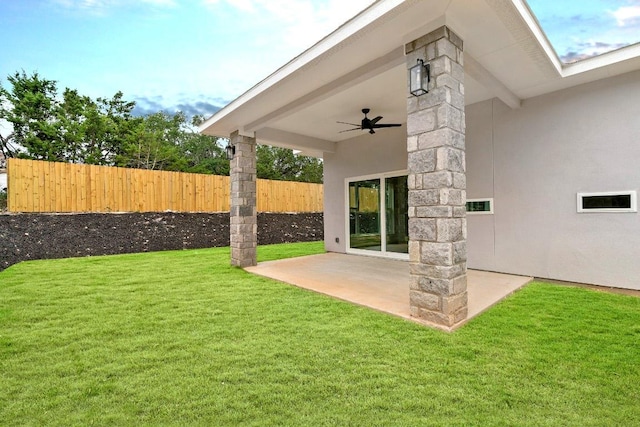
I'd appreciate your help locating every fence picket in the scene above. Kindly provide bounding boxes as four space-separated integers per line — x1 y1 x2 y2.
6 159 322 213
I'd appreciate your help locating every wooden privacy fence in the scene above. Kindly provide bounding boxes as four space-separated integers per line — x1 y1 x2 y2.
7 158 323 213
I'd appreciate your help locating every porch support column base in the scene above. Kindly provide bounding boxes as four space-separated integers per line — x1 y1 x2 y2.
230 130 257 267
406 25 467 329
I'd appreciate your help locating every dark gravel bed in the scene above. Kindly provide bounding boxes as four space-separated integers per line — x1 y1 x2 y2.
0 212 323 271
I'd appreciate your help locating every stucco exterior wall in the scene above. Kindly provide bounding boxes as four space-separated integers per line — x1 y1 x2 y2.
324 70 640 290
323 126 407 253
466 69 640 290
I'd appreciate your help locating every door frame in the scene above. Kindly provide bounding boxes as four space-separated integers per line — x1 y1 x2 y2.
344 170 409 260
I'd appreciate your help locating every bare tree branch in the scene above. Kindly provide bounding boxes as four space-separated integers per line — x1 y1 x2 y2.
0 132 17 159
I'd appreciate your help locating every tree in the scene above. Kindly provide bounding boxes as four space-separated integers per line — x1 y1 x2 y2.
57 88 90 163
294 154 323 183
50 89 138 165
0 132 18 159
87 92 139 165
256 145 323 183
118 111 185 170
1 70 323 182
180 115 228 175
117 112 229 172
0 70 60 160
0 71 138 164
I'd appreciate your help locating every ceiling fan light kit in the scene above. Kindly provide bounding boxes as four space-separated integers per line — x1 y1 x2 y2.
409 58 430 96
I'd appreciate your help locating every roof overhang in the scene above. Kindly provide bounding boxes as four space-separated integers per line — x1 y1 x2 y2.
200 0 640 157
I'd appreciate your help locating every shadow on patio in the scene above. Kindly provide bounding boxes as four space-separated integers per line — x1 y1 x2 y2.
246 252 532 329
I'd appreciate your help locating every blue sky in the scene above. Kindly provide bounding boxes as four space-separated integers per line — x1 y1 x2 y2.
528 0 640 63
0 0 374 119
1 0 639 125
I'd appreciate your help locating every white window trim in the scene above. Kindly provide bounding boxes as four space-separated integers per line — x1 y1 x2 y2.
577 190 637 213
466 198 494 215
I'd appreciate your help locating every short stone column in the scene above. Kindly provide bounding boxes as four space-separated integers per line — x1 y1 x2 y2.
405 26 467 329
229 131 257 267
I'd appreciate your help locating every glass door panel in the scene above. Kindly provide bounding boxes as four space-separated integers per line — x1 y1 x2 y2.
385 175 409 254
349 179 381 251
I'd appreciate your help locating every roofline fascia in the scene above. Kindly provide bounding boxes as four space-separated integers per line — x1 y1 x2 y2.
510 0 563 75
513 0 640 78
561 43 640 77
198 0 406 136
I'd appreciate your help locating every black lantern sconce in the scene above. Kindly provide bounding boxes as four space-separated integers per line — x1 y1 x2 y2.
409 59 430 96
225 144 236 160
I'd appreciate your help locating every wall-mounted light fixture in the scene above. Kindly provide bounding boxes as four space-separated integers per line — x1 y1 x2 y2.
225 144 236 160
409 59 430 96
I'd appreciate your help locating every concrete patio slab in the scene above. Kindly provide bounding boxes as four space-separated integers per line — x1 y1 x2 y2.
245 252 532 330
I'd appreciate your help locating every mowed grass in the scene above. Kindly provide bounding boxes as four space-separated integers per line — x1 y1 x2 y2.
1 242 639 426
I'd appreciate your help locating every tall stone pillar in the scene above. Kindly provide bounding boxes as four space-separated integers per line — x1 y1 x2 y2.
405 26 467 329
230 131 257 267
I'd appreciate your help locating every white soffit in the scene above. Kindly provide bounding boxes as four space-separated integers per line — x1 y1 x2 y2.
199 0 640 147
489 0 640 96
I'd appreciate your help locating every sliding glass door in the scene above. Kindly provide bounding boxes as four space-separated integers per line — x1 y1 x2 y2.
347 173 408 258
349 179 382 251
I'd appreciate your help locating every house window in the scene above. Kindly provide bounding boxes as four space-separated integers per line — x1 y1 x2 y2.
577 191 637 213
466 198 493 215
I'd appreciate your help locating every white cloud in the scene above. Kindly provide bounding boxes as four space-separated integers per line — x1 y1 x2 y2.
204 0 375 50
45 0 376 113
196 0 375 101
611 5 640 26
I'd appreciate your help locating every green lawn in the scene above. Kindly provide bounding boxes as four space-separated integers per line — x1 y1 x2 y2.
1 242 639 426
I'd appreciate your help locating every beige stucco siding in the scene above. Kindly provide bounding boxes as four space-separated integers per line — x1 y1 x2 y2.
323 126 407 254
324 69 640 290
467 69 640 290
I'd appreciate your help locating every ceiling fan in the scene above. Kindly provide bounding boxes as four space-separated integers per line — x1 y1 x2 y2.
338 108 402 134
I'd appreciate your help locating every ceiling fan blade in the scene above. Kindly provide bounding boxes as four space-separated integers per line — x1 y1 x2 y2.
337 110 398 134
371 123 402 128
337 121 360 127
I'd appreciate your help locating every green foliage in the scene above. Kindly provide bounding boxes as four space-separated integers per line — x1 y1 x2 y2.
0 71 225 172
0 187 6 211
118 111 185 171
57 89 140 165
0 70 60 160
257 144 323 183
0 71 138 164
1 70 323 182
0 243 639 425
178 115 229 175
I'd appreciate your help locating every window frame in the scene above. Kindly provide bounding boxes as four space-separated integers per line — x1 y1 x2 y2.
344 170 409 260
466 198 494 215
576 190 637 213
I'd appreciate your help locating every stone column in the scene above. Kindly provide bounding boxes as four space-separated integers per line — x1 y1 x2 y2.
230 131 257 267
405 26 467 329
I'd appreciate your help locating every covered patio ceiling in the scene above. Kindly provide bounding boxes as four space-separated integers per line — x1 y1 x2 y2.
200 0 640 156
